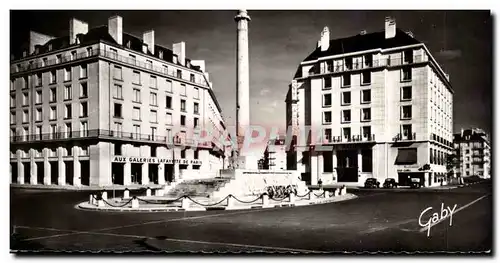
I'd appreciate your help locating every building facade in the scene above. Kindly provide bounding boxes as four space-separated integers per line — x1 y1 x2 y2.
10 16 230 187
263 136 287 171
453 128 491 179
285 17 454 187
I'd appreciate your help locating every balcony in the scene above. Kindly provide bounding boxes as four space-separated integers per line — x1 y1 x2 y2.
393 132 417 142
321 134 376 144
430 133 453 148
11 48 209 88
315 55 425 76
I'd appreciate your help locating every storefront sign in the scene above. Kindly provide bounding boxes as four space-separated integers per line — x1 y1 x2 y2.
112 156 202 165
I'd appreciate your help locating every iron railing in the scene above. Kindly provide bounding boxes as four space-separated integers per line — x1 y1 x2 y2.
430 133 453 147
322 134 375 144
393 132 417 142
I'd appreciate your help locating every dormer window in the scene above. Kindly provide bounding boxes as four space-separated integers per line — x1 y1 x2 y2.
48 44 52 51
22 50 27 57
126 41 131 48
159 50 163 59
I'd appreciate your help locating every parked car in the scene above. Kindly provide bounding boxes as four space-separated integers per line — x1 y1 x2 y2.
409 177 422 189
383 178 398 188
364 178 380 188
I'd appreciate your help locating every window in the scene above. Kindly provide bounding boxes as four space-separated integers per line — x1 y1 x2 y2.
35 108 42 122
324 128 332 142
10 79 15 91
50 124 57 139
402 124 412 140
181 150 186 158
345 57 353 70
342 127 351 139
50 87 56 102
166 80 173 93
194 150 199 159
163 65 168 74
342 110 351 123
404 50 413 63
35 90 42 104
151 145 157 157
22 110 28 123
133 107 141 120
23 76 28 89
401 105 412 120
49 106 56 120
114 122 122 137
150 92 158 106
194 117 199 127
87 47 93 57
323 111 332 124
150 110 158 123
364 54 373 67
362 126 371 139
402 67 412 81
150 76 157 88
361 108 371 121
64 67 71 81
177 69 182 79
36 73 42 86
113 103 122 118
129 54 136 64
64 104 72 119
79 64 88 79
361 89 371 103
10 94 16 108
146 60 152 69
109 48 118 59
401 86 412 101
115 143 122 155
50 70 57 84
80 102 88 117
81 121 88 136
323 76 332 89
166 113 172 125
71 51 77 60
133 88 141 102
166 129 172 140
43 58 48 67
342 92 351 105
180 84 187 96
361 71 371 85
77 83 88 98
113 84 123 99
10 111 16 124
190 73 195 83
56 55 61 63
323 94 332 107
180 115 186 126
180 99 186 112
193 87 200 99
22 92 28 105
64 85 72 100
35 126 41 140
466 164 470 169
114 66 122 80
166 96 172 109
342 73 351 87
194 102 199 114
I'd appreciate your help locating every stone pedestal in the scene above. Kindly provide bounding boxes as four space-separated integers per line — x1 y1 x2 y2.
124 189 130 199
131 197 139 208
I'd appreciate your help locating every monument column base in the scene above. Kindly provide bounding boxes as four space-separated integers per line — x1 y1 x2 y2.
236 155 259 170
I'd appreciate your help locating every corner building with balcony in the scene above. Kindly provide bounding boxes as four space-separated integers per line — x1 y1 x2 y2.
453 128 491 179
286 17 454 187
9 16 230 188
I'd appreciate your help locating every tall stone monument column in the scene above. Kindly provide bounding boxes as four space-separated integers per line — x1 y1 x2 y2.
234 9 257 169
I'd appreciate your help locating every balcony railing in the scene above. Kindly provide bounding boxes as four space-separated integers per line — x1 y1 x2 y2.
11 48 209 87
393 132 417 142
430 133 453 147
322 134 375 144
313 55 425 76
10 129 217 149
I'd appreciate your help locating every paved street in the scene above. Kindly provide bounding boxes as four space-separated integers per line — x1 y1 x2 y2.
10 182 492 253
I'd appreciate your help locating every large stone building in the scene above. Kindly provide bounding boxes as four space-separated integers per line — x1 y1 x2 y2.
453 128 491 179
10 16 230 187
263 136 287 171
285 17 454 187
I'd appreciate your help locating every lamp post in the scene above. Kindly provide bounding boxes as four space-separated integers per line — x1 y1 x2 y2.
112 174 115 200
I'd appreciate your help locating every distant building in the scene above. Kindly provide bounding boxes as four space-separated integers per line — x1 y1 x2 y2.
285 17 454 187
263 136 287 170
9 16 230 187
453 128 491 179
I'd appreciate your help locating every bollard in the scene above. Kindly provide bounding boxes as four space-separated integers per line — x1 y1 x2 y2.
227 195 235 208
181 196 190 209
334 188 340 197
342 186 347 195
89 194 94 205
309 191 316 201
146 187 151 197
131 196 139 208
124 188 130 199
262 193 269 207
288 192 295 204
101 191 108 201
324 191 330 199
97 199 105 207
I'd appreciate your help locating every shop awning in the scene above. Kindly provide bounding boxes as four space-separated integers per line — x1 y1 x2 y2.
395 148 418 164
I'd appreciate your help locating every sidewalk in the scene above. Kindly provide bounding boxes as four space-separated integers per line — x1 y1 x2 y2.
11 183 164 191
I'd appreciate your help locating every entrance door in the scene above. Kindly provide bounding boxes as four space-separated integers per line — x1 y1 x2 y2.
131 163 142 184
149 164 159 184
36 162 44 184
50 161 58 184
11 163 17 184
337 150 359 182
112 163 124 185
164 164 174 182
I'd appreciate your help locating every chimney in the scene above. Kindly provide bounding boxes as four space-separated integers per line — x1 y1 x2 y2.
320 26 330 52
69 18 88 45
108 15 123 45
406 30 414 38
143 30 155 54
385 16 396 39
360 30 367 35
191 60 205 72
29 31 54 55
173 42 186 66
